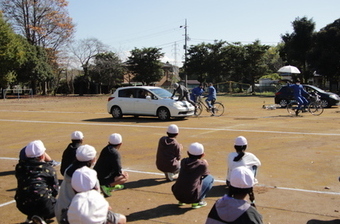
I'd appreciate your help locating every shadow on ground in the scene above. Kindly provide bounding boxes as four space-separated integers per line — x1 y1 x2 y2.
207 185 228 198
127 204 191 222
83 117 188 123
307 220 340 224
0 170 15 177
124 178 168 189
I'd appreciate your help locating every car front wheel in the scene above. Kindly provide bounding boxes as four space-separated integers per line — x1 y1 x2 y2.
279 99 289 108
320 99 330 108
157 107 170 121
111 106 123 118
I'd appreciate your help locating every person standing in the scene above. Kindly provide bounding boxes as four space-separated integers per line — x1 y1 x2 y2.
206 166 263 224
226 136 261 187
205 83 217 116
94 133 129 197
156 124 182 181
55 144 97 224
172 142 214 209
67 166 126 224
171 83 196 107
15 140 59 224
60 131 84 176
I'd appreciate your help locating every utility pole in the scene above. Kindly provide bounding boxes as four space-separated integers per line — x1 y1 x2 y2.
180 19 188 87
173 41 178 67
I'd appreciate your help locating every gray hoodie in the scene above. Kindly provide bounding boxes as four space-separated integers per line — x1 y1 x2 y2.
205 195 262 224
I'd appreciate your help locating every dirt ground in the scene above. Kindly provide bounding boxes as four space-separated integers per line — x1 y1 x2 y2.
0 94 339 224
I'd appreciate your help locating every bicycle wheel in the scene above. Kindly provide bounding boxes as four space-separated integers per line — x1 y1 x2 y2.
212 102 224 116
308 102 324 116
287 101 298 115
195 103 203 116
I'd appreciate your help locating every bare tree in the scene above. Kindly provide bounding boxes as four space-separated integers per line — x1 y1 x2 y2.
1 0 74 50
69 38 108 95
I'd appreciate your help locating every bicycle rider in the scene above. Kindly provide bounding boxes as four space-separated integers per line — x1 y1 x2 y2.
190 84 204 103
288 79 309 116
205 83 217 116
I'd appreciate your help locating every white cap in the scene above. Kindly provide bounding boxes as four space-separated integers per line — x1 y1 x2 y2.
188 142 204 156
71 166 97 192
71 131 84 140
167 124 179 134
235 136 247 146
25 140 46 158
109 133 122 145
230 166 255 189
76 144 96 162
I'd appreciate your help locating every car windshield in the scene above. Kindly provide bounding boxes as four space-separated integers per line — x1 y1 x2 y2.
307 85 326 93
149 88 172 98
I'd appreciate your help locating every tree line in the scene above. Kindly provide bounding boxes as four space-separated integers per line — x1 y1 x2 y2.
1 0 340 95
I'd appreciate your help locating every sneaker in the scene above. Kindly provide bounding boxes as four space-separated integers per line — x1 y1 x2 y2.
112 184 124 190
178 201 186 206
210 113 215 117
100 185 113 197
50 160 61 167
100 184 124 197
191 201 207 209
31 215 46 224
164 172 174 181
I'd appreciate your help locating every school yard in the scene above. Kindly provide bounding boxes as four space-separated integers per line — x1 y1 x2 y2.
0 94 339 224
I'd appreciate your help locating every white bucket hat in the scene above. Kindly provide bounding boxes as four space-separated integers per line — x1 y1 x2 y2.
71 166 97 192
167 124 179 134
188 142 204 156
230 166 255 189
235 136 247 146
76 144 97 162
109 133 122 145
71 131 84 140
25 140 46 158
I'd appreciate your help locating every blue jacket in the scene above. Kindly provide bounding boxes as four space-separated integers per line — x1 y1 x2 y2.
289 84 309 98
207 86 216 100
191 86 204 96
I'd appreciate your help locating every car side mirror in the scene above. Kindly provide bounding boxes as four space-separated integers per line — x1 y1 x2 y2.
146 95 152 101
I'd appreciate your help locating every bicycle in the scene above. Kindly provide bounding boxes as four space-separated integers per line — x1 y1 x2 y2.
286 92 324 116
195 96 225 116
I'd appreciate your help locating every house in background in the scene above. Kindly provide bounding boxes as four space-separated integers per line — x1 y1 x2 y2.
122 62 182 88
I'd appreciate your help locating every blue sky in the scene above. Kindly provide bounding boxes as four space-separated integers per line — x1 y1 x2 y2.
67 0 340 66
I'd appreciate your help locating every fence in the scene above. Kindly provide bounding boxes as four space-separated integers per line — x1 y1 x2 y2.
216 81 280 94
216 81 251 93
2 89 33 99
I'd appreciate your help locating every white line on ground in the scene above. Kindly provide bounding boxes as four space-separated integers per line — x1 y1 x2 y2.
123 169 340 195
0 200 15 207
0 110 106 114
0 119 339 136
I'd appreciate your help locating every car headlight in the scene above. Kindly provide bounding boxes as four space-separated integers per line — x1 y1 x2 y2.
173 101 185 107
329 94 339 100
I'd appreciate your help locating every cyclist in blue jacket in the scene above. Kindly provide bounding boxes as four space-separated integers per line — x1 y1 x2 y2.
190 84 204 103
289 79 309 116
205 83 217 115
